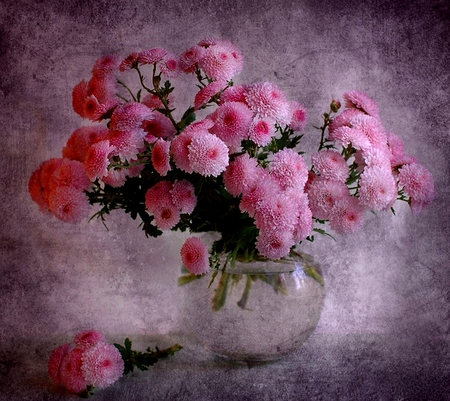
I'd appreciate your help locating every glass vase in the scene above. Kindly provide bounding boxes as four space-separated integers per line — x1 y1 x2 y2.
179 251 325 363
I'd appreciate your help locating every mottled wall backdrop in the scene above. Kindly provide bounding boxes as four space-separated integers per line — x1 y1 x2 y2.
1 0 449 399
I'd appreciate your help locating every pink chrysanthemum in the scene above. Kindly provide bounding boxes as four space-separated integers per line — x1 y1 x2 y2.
72 80 89 117
198 40 243 81
387 132 418 169
219 84 248 104
210 101 253 148
84 140 114 181
288 101 308 131
153 203 181 230
74 330 108 350
92 54 120 78
102 168 128 188
142 93 172 110
254 192 299 233
59 348 89 394
138 47 168 65
248 117 276 146
343 90 380 118
359 166 398 211
81 342 124 389
63 126 109 163
291 192 313 242
108 129 145 162
270 149 309 190
306 178 350 220
83 96 117 122
223 153 261 197
143 112 177 142
179 45 206 73
48 343 72 386
311 150 349 183
110 103 154 132
328 126 372 150
180 237 210 275
194 80 227 110
151 138 171 176
170 179 197 214
329 197 366 234
145 180 174 213
244 82 291 123
87 75 116 104
48 186 90 223
188 133 229 177
159 53 180 78
170 130 196 173
359 146 392 170
119 52 139 71
47 159 91 193
256 229 293 260
398 163 435 214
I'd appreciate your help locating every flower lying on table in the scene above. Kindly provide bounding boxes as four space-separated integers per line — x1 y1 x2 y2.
29 37 435 277
48 330 181 397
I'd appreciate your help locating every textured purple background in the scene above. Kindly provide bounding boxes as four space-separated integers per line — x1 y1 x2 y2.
1 0 449 399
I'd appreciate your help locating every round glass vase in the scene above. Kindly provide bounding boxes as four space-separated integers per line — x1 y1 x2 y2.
179 251 325 363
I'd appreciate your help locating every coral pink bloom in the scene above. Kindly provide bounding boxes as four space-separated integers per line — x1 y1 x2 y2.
63 126 109 163
138 47 168 64
145 180 174 213
188 133 229 177
288 101 308 132
311 149 349 183
153 203 181 230
194 80 227 110
119 52 140 71
81 342 124 389
47 159 91 193
248 117 276 146
152 138 171 176
270 148 309 190
48 343 72 386
87 75 116 104
398 163 435 214
72 80 89 117
102 168 128 188
170 129 197 173
110 102 154 132
256 229 293 260
223 153 261 197
359 166 397 211
210 101 253 148
306 178 350 220
329 197 366 234
179 45 206 73
244 82 291 123
92 54 120 78
84 140 114 181
74 330 107 350
343 90 380 118
83 96 117 122
48 186 90 223
59 348 89 394
170 179 197 214
180 237 210 275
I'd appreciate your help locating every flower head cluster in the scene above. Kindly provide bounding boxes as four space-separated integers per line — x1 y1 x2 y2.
48 330 124 395
29 39 434 276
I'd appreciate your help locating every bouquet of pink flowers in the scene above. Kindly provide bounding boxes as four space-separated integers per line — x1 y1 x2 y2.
29 38 435 276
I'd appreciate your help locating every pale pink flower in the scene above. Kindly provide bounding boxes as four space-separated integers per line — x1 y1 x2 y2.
170 179 197 214
108 129 145 162
138 47 168 64
387 132 418 169
152 138 171 176
48 186 90 223
359 166 397 211
92 54 120 78
223 153 261 197
143 112 177 142
179 45 206 73
48 343 72 386
244 82 291 123
398 163 435 214
74 330 108 350
63 126 109 163
270 149 309 190
256 229 293 260
145 180 174 213
328 126 371 150
59 348 89 394
188 133 229 177
329 197 366 234
360 145 392 170
84 140 114 181
210 101 253 148
343 90 380 118
219 84 248 104
288 101 308 131
291 192 313 242
194 80 227 110
81 342 124 389
180 237 210 275
198 40 243 81
47 159 91 193
306 178 350 220
110 102 154 132
153 203 181 230
248 117 276 146
311 150 349 183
